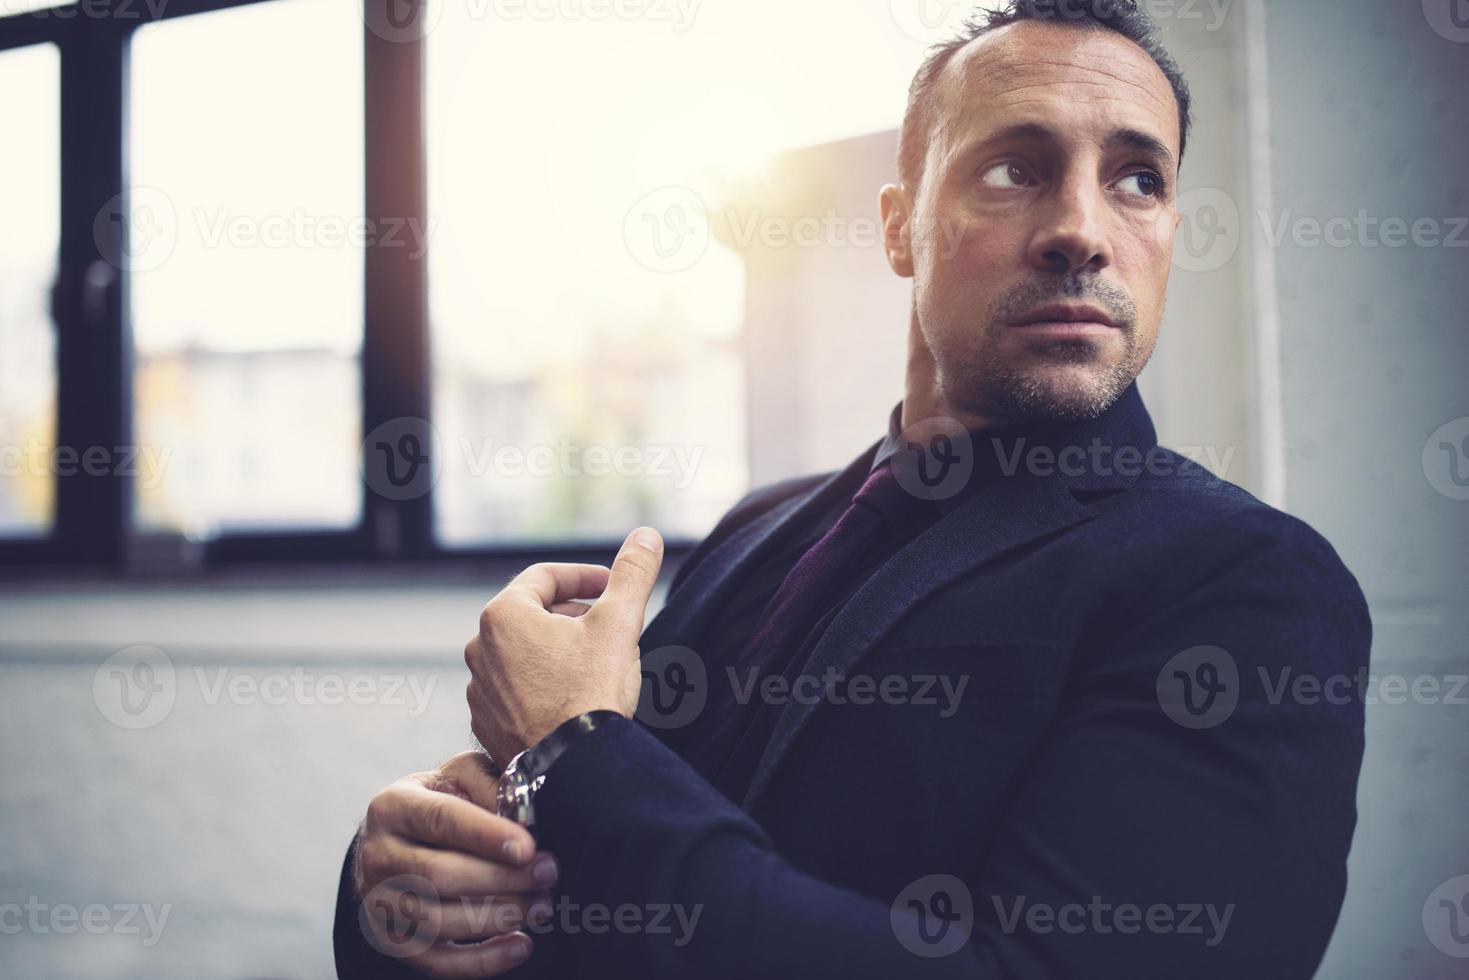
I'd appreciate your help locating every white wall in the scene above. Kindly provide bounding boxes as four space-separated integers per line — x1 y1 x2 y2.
728 10 1265 495
1254 1 1469 976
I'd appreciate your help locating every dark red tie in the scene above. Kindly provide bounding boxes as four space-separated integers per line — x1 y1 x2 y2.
685 458 919 795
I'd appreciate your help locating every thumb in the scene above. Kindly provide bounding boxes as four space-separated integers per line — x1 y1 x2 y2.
590 526 664 638
436 751 502 811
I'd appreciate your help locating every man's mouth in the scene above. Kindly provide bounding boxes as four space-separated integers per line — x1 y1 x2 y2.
1009 302 1122 338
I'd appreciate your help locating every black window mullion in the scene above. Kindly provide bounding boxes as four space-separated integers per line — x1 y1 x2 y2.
361 0 432 560
0 7 61 50
52 10 131 568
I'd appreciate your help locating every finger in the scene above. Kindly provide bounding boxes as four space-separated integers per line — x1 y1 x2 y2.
432 891 552 942
549 599 593 618
501 562 610 610
366 887 548 943
588 527 664 636
362 836 553 898
410 933 533 979
376 781 536 866
436 751 501 811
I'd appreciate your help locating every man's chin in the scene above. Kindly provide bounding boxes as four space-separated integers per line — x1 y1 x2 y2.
975 361 1133 424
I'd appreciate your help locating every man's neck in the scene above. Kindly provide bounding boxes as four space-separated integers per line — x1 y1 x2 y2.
900 314 1003 434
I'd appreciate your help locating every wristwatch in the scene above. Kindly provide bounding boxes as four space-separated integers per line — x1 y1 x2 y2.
495 710 621 829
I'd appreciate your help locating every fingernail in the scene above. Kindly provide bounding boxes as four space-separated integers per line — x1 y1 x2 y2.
506 939 530 964
503 840 527 864
532 854 558 885
632 527 660 551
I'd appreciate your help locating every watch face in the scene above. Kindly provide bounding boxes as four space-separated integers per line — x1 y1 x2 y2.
496 766 533 825
495 773 515 816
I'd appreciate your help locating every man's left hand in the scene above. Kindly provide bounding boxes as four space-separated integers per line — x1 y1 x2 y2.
465 526 664 765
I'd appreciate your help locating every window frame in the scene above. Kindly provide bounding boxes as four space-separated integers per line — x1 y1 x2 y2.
0 0 701 574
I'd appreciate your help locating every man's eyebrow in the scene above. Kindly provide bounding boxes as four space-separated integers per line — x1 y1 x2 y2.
1105 128 1177 170
963 122 1177 170
974 121 1061 148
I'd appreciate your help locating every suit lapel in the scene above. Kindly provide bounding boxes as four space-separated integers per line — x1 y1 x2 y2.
739 466 1100 810
738 381 1158 808
639 442 879 655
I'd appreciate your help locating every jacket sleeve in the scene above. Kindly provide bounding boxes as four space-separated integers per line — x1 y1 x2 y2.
331 479 822 979
527 508 1372 979
333 834 421 978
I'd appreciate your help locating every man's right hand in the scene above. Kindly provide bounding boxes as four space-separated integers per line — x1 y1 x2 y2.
353 751 559 977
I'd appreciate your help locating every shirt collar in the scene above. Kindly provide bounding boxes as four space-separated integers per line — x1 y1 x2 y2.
869 401 909 473
867 382 1159 494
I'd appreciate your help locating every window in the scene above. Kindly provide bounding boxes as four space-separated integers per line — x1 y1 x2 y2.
0 42 59 538
425 7 751 546
0 0 939 567
0 0 74 14
129 0 364 536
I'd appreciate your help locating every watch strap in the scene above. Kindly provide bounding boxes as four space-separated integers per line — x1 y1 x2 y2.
521 709 623 780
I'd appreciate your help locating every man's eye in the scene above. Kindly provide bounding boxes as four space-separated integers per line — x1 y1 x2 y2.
1117 170 1164 199
979 163 1036 189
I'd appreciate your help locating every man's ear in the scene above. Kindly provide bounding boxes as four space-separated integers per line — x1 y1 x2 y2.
879 183 915 278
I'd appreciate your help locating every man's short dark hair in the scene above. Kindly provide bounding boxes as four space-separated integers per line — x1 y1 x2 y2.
897 0 1193 187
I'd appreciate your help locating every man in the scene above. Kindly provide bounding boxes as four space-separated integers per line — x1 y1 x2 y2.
335 2 1371 977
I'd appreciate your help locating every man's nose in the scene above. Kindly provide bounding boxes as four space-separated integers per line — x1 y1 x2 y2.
1026 175 1112 275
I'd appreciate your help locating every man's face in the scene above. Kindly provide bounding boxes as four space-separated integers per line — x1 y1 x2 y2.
886 20 1181 423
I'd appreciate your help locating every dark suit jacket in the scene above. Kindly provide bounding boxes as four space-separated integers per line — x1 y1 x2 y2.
336 384 1371 979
